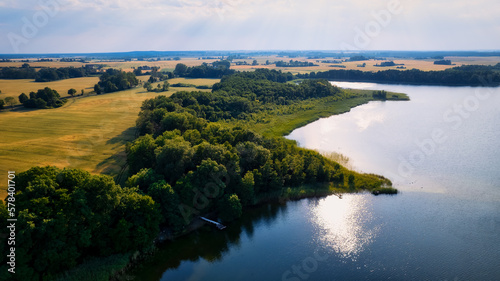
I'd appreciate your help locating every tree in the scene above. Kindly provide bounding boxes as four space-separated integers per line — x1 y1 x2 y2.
81 89 84 96
133 68 142 76
174 63 188 77
3 166 161 280
217 194 242 222
143 81 153 92
0 99 4 110
4 96 17 107
94 84 102 95
68 88 77 97
147 180 184 230
126 134 157 175
162 80 170 91
252 60 259 66
18 93 29 104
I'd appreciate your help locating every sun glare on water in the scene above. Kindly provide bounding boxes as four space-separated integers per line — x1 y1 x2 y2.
310 195 379 261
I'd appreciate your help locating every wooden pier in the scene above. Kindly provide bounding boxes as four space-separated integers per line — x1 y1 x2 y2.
200 216 226 230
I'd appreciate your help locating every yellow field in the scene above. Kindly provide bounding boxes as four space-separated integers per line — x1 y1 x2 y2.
0 58 219 73
168 77 220 86
0 77 100 98
231 55 500 73
2 55 498 78
0 78 219 198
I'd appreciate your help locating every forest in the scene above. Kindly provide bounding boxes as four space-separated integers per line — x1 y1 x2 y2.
300 63 500 86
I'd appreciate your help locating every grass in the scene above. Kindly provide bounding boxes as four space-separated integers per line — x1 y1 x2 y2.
240 89 408 138
0 78 221 198
0 77 100 98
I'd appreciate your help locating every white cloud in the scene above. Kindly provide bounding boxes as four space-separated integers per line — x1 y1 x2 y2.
0 0 499 53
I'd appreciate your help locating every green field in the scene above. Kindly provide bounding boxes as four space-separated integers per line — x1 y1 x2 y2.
0 78 219 198
237 90 409 138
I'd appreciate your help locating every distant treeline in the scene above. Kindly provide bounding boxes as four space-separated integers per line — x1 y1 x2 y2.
0 65 101 82
275 60 317 67
298 64 500 86
174 61 235 78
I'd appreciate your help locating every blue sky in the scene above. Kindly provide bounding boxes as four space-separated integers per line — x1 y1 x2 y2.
0 0 499 54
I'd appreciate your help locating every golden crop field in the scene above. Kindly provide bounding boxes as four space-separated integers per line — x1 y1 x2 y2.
168 77 220 86
0 77 219 198
231 55 500 73
0 76 100 98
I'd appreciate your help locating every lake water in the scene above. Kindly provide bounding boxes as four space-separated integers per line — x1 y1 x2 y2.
133 83 500 281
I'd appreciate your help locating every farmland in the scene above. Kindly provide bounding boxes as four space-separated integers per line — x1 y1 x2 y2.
0 54 498 198
0 77 219 198
0 76 99 98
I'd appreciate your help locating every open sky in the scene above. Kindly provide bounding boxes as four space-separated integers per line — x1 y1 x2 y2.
0 0 499 54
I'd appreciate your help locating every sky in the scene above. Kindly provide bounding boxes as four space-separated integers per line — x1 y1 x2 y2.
0 0 499 54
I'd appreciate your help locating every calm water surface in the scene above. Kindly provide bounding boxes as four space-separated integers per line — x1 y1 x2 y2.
133 83 500 281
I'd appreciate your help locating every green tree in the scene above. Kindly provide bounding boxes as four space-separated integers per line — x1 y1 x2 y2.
0 166 161 280
126 168 164 192
217 194 242 222
162 80 170 91
18 93 29 104
147 180 184 230
236 171 256 206
252 60 258 66
0 99 4 110
4 96 17 107
94 84 102 95
155 137 193 184
174 63 188 76
133 68 142 76
143 81 153 92
126 134 158 175
68 88 77 97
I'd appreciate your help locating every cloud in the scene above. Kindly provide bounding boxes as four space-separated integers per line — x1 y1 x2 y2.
0 0 499 53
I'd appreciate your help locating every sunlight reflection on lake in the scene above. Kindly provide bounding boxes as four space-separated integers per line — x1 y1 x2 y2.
310 195 379 261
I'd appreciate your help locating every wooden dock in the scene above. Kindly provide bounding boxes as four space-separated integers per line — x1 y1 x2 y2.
199 216 226 230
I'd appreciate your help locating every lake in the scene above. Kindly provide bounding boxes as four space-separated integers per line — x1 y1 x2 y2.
132 82 500 281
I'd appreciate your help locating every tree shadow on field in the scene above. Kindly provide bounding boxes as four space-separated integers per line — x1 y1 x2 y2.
95 126 137 185
106 126 137 145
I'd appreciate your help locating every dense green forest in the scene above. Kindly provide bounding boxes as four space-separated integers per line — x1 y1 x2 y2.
0 167 160 281
300 63 500 86
1 69 400 280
